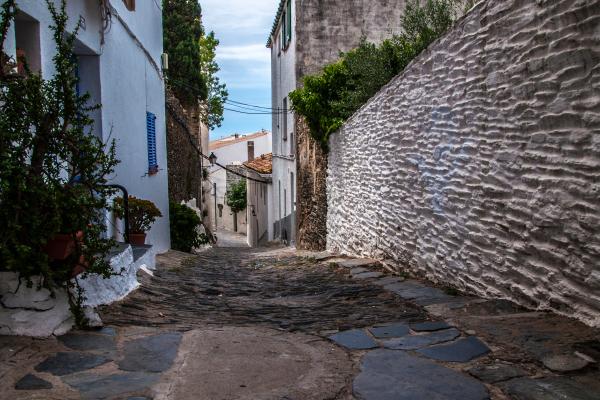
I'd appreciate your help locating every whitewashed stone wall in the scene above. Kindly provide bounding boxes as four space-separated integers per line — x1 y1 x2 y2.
327 0 600 327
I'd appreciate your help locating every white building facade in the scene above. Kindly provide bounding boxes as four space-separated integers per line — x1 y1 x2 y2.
208 131 272 236
268 0 296 245
2 0 171 252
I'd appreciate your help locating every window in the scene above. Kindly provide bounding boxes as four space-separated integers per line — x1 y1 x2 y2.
218 204 223 218
15 12 41 75
123 0 136 11
146 112 158 175
281 1 292 49
282 98 288 141
247 141 255 161
290 130 294 155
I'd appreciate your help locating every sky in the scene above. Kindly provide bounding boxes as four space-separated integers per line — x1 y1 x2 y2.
200 0 280 140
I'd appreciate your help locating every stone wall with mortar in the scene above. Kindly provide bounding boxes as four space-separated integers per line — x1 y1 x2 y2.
293 0 408 250
327 0 600 327
166 90 203 205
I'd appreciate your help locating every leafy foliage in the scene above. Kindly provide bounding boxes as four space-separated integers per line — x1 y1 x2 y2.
114 196 163 234
289 0 461 150
199 32 228 129
226 180 247 214
169 202 209 252
162 0 207 105
0 0 119 290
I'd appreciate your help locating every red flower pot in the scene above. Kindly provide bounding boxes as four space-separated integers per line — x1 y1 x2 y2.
44 231 83 260
129 233 146 246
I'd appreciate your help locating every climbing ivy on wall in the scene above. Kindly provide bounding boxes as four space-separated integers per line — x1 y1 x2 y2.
289 0 463 150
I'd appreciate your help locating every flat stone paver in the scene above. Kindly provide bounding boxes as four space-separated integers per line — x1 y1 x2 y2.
373 276 405 286
467 363 528 383
418 336 490 362
500 377 600 400
353 349 489 400
329 329 379 350
337 259 380 269
368 323 410 339
382 328 461 350
351 267 369 275
118 332 182 373
411 321 452 332
353 271 384 280
15 374 53 390
35 352 110 376
63 372 158 400
384 281 456 305
58 332 116 352
541 353 592 373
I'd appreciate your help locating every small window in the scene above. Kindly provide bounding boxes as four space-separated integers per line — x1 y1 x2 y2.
282 98 288 141
218 204 223 218
247 141 255 161
123 0 136 11
15 13 41 75
290 130 294 155
146 112 158 175
281 1 292 49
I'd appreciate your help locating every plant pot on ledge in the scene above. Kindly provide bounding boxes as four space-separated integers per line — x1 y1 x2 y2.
129 233 147 246
44 231 84 260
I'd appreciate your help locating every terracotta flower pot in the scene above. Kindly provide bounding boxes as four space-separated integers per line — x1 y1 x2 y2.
44 231 83 260
129 233 147 246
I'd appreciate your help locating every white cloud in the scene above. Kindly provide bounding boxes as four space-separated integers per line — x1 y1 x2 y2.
200 0 280 37
217 44 270 62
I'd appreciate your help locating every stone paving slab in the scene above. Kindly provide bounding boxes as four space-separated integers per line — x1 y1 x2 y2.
373 276 406 286
541 353 593 373
418 336 490 362
382 328 461 350
329 329 379 350
467 364 528 383
410 321 452 332
58 332 116 352
336 258 381 269
350 267 369 275
15 374 53 390
353 271 384 280
35 352 111 376
383 281 456 305
368 323 410 339
353 349 489 400
118 332 182 373
63 372 158 400
499 377 600 400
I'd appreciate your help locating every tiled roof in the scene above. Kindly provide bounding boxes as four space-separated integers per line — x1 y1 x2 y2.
266 0 286 48
244 153 273 175
209 131 269 151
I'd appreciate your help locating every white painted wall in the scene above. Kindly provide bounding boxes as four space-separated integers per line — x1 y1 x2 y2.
2 0 171 252
269 0 297 244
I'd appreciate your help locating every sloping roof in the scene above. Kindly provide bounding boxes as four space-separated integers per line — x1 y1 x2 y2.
244 153 273 175
266 0 286 48
209 131 269 151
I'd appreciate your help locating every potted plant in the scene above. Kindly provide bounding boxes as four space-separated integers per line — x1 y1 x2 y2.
114 196 163 245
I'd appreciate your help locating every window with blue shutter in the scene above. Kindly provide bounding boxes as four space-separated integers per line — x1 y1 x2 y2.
146 111 158 175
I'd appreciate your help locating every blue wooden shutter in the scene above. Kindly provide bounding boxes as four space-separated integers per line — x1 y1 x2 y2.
146 112 158 174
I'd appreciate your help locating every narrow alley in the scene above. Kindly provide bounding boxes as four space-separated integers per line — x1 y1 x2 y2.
2 243 599 399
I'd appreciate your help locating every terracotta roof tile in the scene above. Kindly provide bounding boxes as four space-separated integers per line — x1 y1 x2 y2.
243 153 273 175
209 131 269 151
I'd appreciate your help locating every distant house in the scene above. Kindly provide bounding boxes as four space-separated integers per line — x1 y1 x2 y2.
243 154 273 247
267 0 407 249
2 0 171 252
208 131 272 236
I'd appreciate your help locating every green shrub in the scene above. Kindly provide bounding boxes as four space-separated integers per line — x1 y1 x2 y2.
289 0 462 150
114 196 163 234
170 202 208 253
226 180 247 213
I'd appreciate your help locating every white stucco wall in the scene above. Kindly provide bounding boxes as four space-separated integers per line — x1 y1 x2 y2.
2 0 171 252
269 0 297 244
327 0 600 327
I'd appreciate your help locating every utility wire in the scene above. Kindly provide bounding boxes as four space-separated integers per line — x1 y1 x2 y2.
166 102 269 183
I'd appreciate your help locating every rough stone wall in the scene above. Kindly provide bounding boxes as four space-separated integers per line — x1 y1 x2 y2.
296 115 328 250
166 90 202 204
327 0 600 327
294 0 408 250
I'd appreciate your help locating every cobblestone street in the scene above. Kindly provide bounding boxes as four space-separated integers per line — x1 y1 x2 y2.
1 245 599 399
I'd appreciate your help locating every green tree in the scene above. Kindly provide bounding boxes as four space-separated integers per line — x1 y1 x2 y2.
226 180 247 213
199 31 228 129
289 0 460 150
162 0 207 105
0 0 119 322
